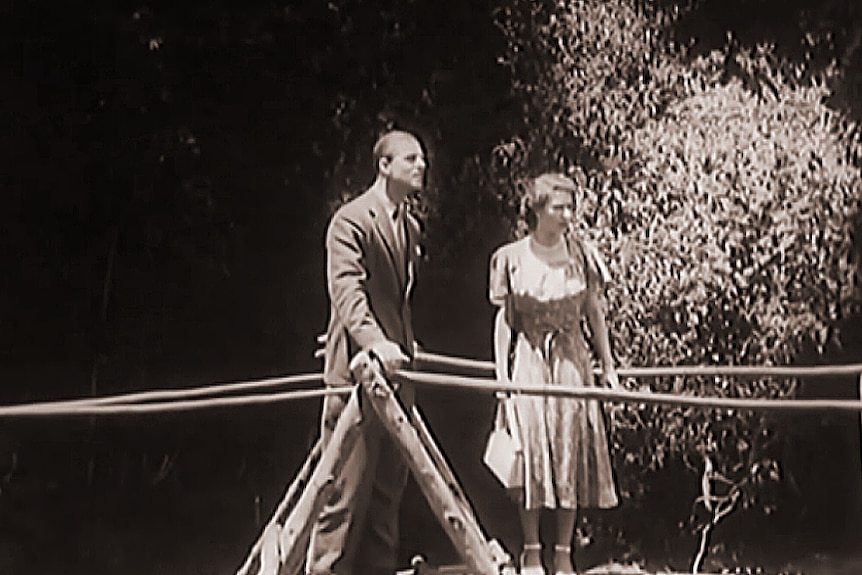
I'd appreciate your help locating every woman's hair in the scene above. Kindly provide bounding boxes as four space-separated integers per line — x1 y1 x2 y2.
520 172 579 232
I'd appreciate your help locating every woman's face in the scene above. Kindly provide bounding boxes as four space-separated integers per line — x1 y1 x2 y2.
534 190 574 237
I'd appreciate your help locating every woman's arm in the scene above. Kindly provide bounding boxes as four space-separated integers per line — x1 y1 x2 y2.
489 246 514 383
585 291 619 389
493 306 511 382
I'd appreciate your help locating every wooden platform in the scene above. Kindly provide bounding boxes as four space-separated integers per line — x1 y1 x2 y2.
398 557 658 575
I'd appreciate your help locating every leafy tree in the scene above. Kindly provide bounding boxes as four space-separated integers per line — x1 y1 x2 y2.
494 0 862 569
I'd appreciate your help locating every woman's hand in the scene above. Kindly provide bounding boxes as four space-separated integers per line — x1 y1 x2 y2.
601 369 621 390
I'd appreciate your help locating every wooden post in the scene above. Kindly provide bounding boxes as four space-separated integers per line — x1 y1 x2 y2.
410 404 476 522
276 386 364 575
236 387 364 575
354 352 511 575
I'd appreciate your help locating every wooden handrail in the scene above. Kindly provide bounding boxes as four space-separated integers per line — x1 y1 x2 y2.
0 386 346 418
414 350 862 379
317 333 862 379
395 370 862 413
2 346 858 419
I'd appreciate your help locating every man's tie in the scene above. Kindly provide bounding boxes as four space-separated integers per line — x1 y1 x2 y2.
393 203 406 255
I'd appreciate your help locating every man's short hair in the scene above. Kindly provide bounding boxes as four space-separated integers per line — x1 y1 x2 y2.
372 130 420 173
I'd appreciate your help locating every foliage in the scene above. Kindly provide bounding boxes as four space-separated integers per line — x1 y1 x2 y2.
311 1 516 268
0 3 516 572
494 0 862 565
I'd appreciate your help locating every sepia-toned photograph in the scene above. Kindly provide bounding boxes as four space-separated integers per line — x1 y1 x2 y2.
1 1 860 574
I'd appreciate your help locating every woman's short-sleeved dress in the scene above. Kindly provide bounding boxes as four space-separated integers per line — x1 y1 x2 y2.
489 235 618 511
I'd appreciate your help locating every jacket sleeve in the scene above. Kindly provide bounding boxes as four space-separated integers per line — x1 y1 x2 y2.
326 210 388 350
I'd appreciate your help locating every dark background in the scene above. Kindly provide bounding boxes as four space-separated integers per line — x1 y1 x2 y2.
0 1 860 574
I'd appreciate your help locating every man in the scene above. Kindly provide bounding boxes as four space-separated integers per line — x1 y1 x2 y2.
307 129 427 575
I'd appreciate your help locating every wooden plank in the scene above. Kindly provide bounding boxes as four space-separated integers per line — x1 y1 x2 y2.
236 440 321 575
235 387 364 575
276 387 364 575
410 404 479 525
397 555 472 575
397 565 716 575
354 352 508 575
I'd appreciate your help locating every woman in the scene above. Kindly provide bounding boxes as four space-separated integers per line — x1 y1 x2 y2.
488 172 619 575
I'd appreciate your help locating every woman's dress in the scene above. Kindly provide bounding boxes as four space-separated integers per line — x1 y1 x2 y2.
489 235 618 511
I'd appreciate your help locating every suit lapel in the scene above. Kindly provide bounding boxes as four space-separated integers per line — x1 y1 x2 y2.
369 193 407 288
404 211 417 296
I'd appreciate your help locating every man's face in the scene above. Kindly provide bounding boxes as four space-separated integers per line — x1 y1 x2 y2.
381 136 426 195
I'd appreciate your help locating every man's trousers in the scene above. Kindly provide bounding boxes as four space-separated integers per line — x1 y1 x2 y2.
306 385 414 575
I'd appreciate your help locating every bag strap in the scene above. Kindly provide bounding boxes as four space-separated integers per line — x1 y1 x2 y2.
492 395 522 449
502 396 522 451
565 232 611 290
493 395 507 430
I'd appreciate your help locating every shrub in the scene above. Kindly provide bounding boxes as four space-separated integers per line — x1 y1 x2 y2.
494 0 862 568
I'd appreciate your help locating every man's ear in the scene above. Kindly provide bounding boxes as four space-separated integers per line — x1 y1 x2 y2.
378 156 391 177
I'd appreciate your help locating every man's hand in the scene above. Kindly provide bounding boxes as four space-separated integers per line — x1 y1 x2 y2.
322 393 348 432
367 340 410 376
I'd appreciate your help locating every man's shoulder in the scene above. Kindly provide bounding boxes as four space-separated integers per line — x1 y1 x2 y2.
325 190 378 246
331 189 376 222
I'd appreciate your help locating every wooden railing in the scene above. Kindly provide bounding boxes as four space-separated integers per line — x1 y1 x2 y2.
236 352 516 575
233 348 862 575
0 345 858 575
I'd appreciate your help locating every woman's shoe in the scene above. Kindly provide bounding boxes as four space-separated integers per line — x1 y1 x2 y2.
519 543 545 575
553 545 577 575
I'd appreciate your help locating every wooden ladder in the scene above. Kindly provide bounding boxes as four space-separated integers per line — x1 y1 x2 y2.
236 351 515 575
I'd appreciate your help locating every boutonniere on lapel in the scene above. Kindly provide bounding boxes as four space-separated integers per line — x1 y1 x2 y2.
564 260 578 280
403 200 428 262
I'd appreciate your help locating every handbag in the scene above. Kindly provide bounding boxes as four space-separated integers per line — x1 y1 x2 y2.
483 394 524 489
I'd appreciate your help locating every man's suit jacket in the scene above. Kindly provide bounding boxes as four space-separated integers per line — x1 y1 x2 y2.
323 188 422 386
